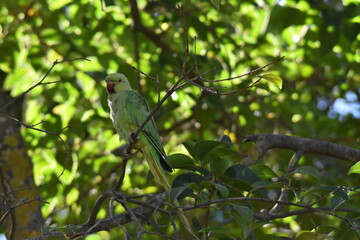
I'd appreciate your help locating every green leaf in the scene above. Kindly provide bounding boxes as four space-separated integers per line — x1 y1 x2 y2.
291 166 320 181
348 161 360 175
249 164 279 179
211 157 229 177
255 82 270 92
172 173 204 188
251 180 283 189
200 181 229 198
230 204 254 238
224 164 260 184
167 153 196 169
203 147 236 165
334 188 349 200
48 0 73 10
316 225 339 234
267 5 306 33
302 186 338 196
262 74 283 90
221 176 253 191
4 64 36 95
296 232 326 240
299 186 332 200
182 140 196 158
193 140 225 162
169 187 188 202
171 173 204 200
330 195 346 210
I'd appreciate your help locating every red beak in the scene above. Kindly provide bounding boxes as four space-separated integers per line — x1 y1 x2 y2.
106 81 116 94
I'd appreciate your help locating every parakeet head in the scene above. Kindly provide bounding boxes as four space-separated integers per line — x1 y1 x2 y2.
105 73 132 94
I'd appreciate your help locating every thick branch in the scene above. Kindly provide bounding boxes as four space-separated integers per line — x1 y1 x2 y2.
26 192 168 240
243 133 360 163
258 206 354 221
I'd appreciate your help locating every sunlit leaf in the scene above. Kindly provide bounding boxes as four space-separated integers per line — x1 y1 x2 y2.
262 74 283 90
348 161 360 175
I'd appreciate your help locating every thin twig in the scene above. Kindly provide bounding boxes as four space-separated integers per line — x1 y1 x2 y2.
194 36 199 75
200 56 284 83
84 190 113 229
113 157 129 190
184 196 357 228
109 196 130 240
0 57 89 112
0 196 48 224
113 192 146 238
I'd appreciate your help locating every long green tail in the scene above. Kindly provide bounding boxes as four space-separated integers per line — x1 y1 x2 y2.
141 137 199 239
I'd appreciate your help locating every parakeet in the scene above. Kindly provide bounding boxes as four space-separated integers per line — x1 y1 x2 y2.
106 73 173 190
106 73 198 239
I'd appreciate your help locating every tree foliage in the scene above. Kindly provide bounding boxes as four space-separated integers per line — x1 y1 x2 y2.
0 0 360 239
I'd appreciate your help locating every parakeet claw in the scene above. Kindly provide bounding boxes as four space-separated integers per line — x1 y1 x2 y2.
123 147 132 158
128 132 139 144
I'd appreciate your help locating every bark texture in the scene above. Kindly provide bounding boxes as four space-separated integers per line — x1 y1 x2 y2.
0 89 44 239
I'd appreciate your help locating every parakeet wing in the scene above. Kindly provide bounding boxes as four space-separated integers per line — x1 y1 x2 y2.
125 91 172 172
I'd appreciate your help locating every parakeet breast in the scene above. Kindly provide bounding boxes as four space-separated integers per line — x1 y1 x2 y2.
108 92 132 141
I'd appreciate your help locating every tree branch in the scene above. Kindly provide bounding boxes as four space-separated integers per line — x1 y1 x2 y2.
26 192 169 240
26 190 359 239
243 133 360 163
0 57 90 113
270 150 303 213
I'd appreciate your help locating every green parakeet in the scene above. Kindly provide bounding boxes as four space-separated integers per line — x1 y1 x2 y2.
106 73 198 238
106 73 173 190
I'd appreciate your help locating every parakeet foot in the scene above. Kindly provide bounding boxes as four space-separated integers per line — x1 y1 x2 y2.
128 132 139 144
123 147 133 159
